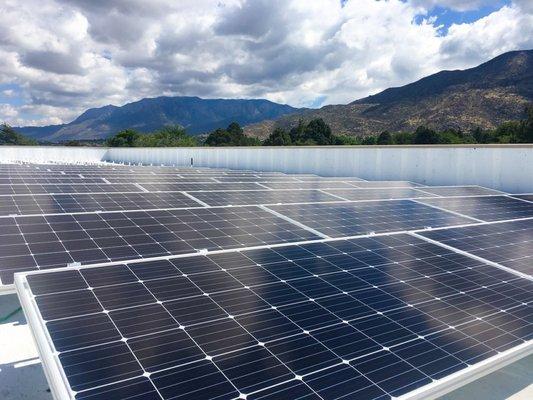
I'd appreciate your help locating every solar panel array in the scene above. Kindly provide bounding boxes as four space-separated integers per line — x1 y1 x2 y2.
3 162 531 400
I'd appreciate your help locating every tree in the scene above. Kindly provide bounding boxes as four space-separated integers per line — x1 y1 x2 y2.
263 128 292 146
137 126 196 147
303 118 334 145
106 129 140 147
471 127 490 143
226 122 244 136
289 119 306 143
361 136 377 145
517 105 533 143
0 123 37 145
205 122 260 146
392 132 413 144
413 126 440 144
377 131 392 145
334 135 361 145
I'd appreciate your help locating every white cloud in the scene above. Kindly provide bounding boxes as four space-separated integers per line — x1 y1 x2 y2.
408 0 496 12
0 104 19 118
0 0 530 126
439 5 533 68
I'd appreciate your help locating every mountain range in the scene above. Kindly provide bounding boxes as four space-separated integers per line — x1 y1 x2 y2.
16 97 301 141
245 49 533 138
15 49 533 142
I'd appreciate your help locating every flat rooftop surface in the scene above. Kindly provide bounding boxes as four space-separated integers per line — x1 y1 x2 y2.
0 162 531 400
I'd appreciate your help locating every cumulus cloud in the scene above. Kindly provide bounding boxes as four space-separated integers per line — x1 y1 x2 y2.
0 0 530 126
408 0 497 12
439 5 533 68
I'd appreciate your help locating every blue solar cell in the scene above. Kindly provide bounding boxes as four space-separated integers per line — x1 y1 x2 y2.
14 185 533 400
267 200 474 238
420 219 533 277
417 195 533 221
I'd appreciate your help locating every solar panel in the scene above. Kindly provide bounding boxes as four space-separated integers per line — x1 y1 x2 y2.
0 177 105 184
351 181 422 188
416 186 504 197
216 176 302 182
513 194 533 203
16 233 533 400
0 192 204 216
0 206 320 285
295 176 365 182
323 188 433 201
0 183 140 195
416 196 533 221
419 219 533 277
267 200 475 238
140 182 266 192
262 181 358 190
187 190 341 207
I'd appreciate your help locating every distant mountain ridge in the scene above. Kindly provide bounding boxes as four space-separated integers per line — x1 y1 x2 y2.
245 49 533 138
15 50 533 142
16 97 302 141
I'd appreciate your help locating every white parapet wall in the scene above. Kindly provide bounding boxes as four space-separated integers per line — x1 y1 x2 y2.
0 146 107 164
106 145 533 193
1 145 532 193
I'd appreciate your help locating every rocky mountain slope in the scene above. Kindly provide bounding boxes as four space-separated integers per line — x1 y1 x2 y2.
244 50 533 138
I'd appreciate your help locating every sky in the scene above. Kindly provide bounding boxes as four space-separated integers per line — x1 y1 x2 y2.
0 0 532 127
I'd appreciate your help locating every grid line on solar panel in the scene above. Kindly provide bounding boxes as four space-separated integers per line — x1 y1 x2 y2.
0 205 320 285
266 200 476 238
321 188 435 202
140 182 270 192
262 181 361 190
418 218 533 278
410 198 486 223
0 183 142 196
416 196 533 222
0 178 108 184
17 233 533 400
411 231 533 283
187 190 342 207
512 194 533 203
19 266 532 396
70 263 247 399
0 192 206 216
350 181 423 188
414 186 506 197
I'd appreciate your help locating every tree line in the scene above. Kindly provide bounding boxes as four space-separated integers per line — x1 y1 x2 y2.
3 105 532 146
104 105 533 147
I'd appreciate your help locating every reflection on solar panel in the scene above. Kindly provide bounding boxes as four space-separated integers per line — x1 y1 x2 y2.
419 219 533 277
4 163 533 400
267 200 475 237
0 177 106 184
188 190 341 206
17 233 533 400
417 196 533 221
323 188 432 201
416 186 504 197
351 181 422 188
0 206 319 284
0 183 140 195
216 176 302 182
0 192 204 216
296 176 365 181
140 182 266 192
263 181 358 190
